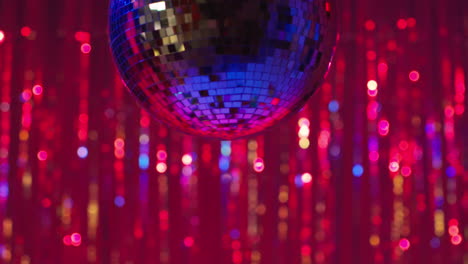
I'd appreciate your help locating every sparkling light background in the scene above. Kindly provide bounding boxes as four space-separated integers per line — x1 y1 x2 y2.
0 0 467 264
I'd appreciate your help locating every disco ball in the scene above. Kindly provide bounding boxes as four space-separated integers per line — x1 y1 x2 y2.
109 0 337 139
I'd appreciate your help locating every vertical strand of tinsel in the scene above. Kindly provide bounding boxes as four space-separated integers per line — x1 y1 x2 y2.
0 30 13 264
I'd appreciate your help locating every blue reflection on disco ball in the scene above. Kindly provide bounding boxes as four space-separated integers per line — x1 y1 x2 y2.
109 0 337 139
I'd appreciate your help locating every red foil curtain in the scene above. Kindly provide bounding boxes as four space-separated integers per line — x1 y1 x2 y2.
0 0 467 264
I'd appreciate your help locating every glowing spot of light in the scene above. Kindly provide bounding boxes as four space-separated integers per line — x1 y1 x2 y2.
328 100 340 112
184 236 194 247
448 219 459 226
409 70 420 82
37 150 48 161
367 80 378 91
139 134 150 144
378 120 390 136
139 154 150 169
156 162 167 173
156 150 167 160
182 154 193 165
114 138 125 148
399 238 410 251
446 166 456 178
378 62 388 73
114 196 125 207
0 184 9 199
219 157 230 171
32 85 43 95
21 90 32 101
369 151 379 162
221 142 232 156
20 26 32 37
352 164 364 177
298 118 310 127
74 31 90 43
301 173 312 184
401 166 412 177
430 237 440 248
81 43 92 54
70 233 82 247
77 146 88 159
389 161 400 172
397 19 407 30
364 20 376 31
298 125 310 138
63 235 72 246
149 1 166 11
299 138 310 149
448 225 459 236
451 235 462 246
301 245 311 256
253 158 264 172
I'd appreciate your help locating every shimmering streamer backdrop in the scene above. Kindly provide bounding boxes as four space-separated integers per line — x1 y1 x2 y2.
0 1 467 264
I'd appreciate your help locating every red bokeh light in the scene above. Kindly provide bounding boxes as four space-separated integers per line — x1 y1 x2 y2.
157 150 168 160
364 20 376 31
448 226 459 236
63 235 72 246
378 62 388 73
451 235 462 246
232 250 242 263
41 198 52 208
184 236 194 247
21 89 32 101
369 151 379 162
378 120 390 136
71 233 82 246
114 138 125 148
271 97 280 105
301 245 311 256
140 116 150 127
399 141 409 151
407 18 417 28
444 106 455 118
401 166 412 177
387 40 397 51
32 85 43 95
448 219 459 226
409 70 420 82
253 158 264 172
81 43 92 54
20 26 32 37
74 31 91 42
397 19 408 30
366 50 377 61
399 238 410 251
37 150 48 161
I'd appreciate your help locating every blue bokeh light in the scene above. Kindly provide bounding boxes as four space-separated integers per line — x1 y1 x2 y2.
139 154 149 170
352 164 364 177
77 146 88 159
328 100 340 112
114 196 125 207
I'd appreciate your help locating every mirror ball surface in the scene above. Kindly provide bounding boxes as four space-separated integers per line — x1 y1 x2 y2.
109 0 337 139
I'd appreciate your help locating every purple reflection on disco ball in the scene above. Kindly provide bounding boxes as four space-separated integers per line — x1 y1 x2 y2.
109 0 337 139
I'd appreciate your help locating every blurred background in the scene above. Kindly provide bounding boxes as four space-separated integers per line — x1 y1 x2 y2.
0 0 467 263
